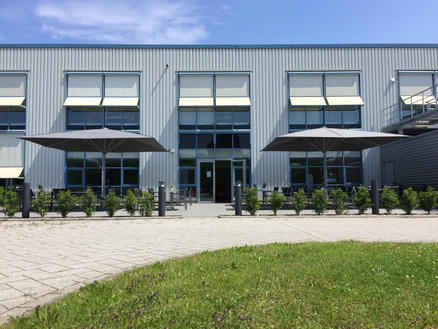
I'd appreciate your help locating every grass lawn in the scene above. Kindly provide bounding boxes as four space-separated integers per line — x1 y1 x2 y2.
4 242 438 328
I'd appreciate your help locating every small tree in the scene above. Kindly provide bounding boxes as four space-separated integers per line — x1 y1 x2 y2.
400 187 418 215
79 187 97 217
353 185 373 215
3 189 20 218
56 190 77 218
380 186 399 214
104 190 121 217
139 191 154 217
311 189 328 215
291 189 307 215
330 188 348 215
124 190 138 217
418 186 438 214
31 187 50 218
269 190 285 215
245 187 260 216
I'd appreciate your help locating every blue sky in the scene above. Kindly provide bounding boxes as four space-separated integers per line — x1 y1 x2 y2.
0 0 437 44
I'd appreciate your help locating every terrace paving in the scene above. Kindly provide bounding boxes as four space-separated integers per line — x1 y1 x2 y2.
1 205 438 324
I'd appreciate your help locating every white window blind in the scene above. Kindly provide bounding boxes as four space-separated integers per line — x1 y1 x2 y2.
179 75 213 97
67 74 102 97
325 74 360 97
104 75 139 97
399 73 433 96
215 75 249 97
289 74 323 97
0 74 26 97
0 133 24 167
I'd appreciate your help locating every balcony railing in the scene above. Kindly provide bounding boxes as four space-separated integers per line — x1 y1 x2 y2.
382 85 438 131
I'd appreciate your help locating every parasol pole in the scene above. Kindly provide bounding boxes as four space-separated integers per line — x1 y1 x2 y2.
102 153 106 198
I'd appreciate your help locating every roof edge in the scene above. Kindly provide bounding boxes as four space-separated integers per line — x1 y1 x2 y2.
1 43 438 49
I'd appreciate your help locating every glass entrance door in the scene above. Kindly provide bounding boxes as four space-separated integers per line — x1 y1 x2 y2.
232 160 246 200
199 161 214 202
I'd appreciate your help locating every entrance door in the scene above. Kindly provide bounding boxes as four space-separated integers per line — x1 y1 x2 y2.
232 160 246 199
199 161 214 202
215 160 232 203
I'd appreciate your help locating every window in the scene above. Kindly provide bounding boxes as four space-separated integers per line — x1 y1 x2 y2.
179 134 196 149
197 134 214 148
289 72 363 107
178 74 250 107
0 73 27 131
216 134 232 148
290 151 362 187
233 133 250 148
66 152 139 190
288 106 360 130
64 73 140 107
179 110 196 130
0 109 26 131
0 74 26 106
67 108 139 131
102 75 139 106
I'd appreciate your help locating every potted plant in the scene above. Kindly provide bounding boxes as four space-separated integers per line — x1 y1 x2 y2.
262 182 267 192
169 184 175 193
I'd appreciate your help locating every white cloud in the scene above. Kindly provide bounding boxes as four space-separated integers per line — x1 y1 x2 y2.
35 0 209 43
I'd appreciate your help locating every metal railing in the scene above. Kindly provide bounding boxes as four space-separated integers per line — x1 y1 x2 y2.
382 84 438 130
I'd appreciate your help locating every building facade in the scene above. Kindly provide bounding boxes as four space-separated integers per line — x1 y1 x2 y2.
0 44 437 202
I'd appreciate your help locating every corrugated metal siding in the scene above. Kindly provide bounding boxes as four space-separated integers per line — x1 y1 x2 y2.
0 46 438 190
380 129 438 188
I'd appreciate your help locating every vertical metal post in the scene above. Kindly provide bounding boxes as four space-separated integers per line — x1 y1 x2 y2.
184 188 188 211
158 182 166 217
170 191 174 210
234 183 242 216
22 182 30 218
371 179 379 215
189 187 192 205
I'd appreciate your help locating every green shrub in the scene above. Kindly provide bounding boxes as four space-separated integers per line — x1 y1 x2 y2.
139 191 154 217
311 189 328 215
79 188 97 217
0 186 5 208
124 190 138 216
291 189 307 215
269 190 285 215
4 189 20 218
104 190 121 217
245 187 260 216
31 187 50 218
380 186 399 214
56 190 77 218
330 188 348 215
400 187 418 215
418 186 438 214
353 185 373 215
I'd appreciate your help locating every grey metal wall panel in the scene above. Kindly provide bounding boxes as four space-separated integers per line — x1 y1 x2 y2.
380 129 438 188
0 45 438 190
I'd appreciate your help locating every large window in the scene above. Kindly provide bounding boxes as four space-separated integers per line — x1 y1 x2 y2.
66 152 139 192
288 72 363 187
178 73 251 191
